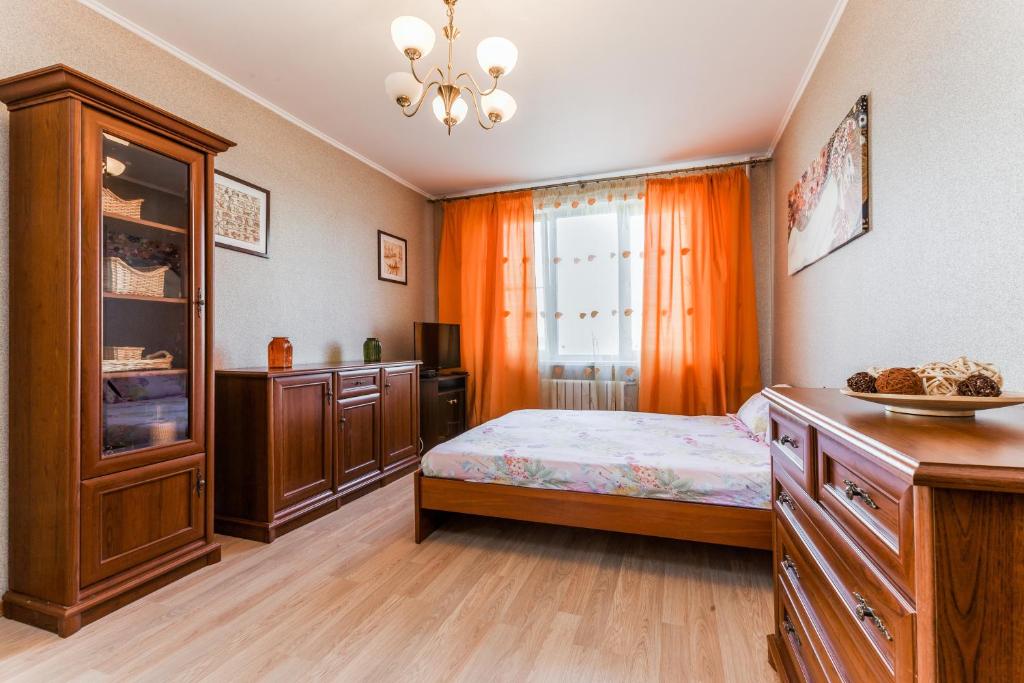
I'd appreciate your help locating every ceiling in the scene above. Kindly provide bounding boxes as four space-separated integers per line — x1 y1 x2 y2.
83 0 845 197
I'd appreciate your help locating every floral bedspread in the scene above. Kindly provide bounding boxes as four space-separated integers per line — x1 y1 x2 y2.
421 409 771 509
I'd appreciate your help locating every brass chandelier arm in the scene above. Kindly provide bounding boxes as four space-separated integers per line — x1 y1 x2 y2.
460 85 496 131
455 71 500 97
409 59 445 87
401 81 441 118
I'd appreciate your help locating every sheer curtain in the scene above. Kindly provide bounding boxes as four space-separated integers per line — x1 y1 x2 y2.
533 180 645 410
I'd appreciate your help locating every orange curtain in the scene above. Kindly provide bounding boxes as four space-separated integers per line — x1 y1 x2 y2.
639 168 761 415
438 190 540 425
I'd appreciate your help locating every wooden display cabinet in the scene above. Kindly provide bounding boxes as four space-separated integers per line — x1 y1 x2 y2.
0 65 234 636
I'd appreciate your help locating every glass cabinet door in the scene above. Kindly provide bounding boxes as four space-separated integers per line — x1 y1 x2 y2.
82 108 206 475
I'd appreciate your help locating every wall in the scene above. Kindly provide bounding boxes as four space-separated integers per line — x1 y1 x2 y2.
772 0 1024 388
0 0 436 594
749 163 773 386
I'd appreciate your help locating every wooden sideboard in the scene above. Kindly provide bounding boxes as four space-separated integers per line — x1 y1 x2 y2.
215 361 421 542
764 387 1024 683
0 66 233 636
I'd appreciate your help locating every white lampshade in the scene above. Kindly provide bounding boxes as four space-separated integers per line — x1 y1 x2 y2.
481 89 517 123
391 16 435 59
384 72 423 106
104 156 126 176
477 37 518 76
432 95 468 126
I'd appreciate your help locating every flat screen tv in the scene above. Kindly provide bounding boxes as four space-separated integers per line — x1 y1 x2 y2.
414 322 461 373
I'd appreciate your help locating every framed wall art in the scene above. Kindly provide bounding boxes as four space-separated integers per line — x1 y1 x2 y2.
214 171 270 258
787 95 870 275
378 230 408 285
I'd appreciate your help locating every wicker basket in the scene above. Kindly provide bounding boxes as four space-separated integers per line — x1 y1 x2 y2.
102 187 144 219
104 257 169 298
104 345 145 361
102 350 174 373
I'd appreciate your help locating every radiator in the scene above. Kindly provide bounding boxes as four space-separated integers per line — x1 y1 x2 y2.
541 379 628 411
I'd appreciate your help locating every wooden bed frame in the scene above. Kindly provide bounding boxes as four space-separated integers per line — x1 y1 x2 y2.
414 469 772 550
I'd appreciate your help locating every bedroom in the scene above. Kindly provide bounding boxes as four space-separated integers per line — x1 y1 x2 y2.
1 0 1022 680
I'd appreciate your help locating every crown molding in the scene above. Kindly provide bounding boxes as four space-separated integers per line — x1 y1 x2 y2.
76 0 434 199
768 0 849 154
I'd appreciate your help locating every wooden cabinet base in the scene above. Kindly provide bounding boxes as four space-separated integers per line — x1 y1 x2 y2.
2 542 220 637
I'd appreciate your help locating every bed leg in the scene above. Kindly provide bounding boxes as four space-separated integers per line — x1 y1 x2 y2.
414 469 443 543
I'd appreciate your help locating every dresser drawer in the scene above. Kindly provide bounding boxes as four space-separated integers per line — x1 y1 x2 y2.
815 431 915 594
777 576 827 683
770 405 814 493
337 370 380 397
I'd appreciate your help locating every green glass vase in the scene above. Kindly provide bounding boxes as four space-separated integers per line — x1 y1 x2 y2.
363 337 382 363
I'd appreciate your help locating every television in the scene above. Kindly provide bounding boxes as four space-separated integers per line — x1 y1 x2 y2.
414 322 461 374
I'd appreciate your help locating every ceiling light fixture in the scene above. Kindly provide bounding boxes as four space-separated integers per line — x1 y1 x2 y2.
385 0 518 135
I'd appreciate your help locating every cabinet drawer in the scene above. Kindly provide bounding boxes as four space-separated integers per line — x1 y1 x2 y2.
815 431 915 594
777 573 827 683
338 370 380 396
81 454 206 587
770 406 814 493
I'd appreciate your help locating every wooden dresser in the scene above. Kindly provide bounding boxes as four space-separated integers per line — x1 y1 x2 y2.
764 387 1024 682
215 361 421 541
1 66 233 636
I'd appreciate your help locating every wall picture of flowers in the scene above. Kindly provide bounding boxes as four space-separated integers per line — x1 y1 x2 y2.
786 95 870 275
378 230 408 285
214 171 270 258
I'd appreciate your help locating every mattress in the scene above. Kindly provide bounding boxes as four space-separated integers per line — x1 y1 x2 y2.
421 409 771 509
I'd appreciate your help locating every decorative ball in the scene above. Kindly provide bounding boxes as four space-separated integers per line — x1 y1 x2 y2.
956 373 1002 397
846 372 877 393
875 368 926 395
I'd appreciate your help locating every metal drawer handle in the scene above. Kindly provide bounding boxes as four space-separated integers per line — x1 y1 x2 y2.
779 434 799 449
782 616 801 647
782 553 799 578
777 490 796 511
843 479 880 509
196 469 206 497
853 592 893 641
448 398 458 405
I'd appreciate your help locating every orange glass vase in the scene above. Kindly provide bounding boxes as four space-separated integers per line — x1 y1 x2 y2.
268 336 293 369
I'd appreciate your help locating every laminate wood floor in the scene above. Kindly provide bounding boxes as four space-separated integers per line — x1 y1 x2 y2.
0 474 777 682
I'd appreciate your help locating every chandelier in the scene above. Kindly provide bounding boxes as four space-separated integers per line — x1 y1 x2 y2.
384 0 518 135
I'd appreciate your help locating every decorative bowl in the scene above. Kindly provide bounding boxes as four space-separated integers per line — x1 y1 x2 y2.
840 388 1024 417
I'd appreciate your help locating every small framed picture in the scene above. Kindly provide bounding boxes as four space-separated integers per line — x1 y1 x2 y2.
378 230 408 285
214 171 270 258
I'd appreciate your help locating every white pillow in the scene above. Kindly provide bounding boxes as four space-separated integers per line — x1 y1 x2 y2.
736 391 770 436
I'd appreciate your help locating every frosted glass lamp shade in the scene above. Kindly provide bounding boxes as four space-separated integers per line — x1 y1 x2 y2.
481 89 517 123
432 95 468 126
103 156 126 176
477 37 518 77
391 16 435 59
384 72 423 107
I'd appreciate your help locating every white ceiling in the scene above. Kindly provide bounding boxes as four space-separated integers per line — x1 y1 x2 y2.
83 0 845 197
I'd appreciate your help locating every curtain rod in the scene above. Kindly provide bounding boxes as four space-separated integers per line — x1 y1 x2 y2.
433 156 772 203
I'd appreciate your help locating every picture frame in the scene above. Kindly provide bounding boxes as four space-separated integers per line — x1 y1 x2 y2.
214 170 270 258
786 95 870 275
378 230 408 285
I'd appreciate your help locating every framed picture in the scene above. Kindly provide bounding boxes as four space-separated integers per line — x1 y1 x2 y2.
214 171 270 258
786 95 870 275
378 230 408 285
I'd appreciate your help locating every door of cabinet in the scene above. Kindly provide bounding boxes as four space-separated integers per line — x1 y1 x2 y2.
442 389 466 440
273 374 333 511
81 453 206 587
336 392 381 487
382 365 419 467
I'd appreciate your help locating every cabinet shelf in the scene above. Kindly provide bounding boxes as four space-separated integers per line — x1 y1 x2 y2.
103 368 187 379
103 211 186 234
103 292 188 304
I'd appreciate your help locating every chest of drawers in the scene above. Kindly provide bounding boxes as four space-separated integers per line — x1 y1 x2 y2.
764 387 1024 682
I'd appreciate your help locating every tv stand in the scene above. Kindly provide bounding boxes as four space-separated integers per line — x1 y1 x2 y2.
420 371 469 453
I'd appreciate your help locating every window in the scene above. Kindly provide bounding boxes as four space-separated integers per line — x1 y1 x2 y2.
534 194 644 364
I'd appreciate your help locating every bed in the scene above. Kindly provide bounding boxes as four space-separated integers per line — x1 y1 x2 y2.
414 406 773 550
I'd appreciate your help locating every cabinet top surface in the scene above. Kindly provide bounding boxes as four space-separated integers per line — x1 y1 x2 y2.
217 360 422 378
765 387 1024 489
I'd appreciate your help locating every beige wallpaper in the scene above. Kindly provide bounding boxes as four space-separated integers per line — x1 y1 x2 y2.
772 0 1024 388
0 0 436 594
